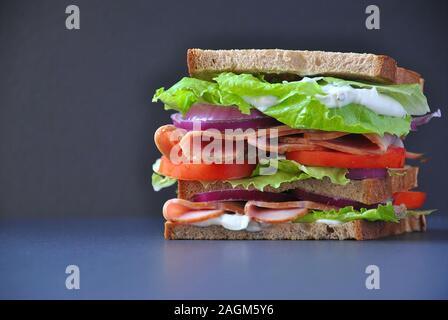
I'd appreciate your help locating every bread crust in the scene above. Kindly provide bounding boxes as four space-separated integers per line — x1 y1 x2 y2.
187 49 423 85
177 166 418 205
164 215 426 240
395 67 424 88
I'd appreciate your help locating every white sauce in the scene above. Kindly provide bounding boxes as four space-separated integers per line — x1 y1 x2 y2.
300 76 322 83
317 84 407 117
192 214 262 232
243 95 278 111
190 215 344 230
242 83 406 117
315 219 343 225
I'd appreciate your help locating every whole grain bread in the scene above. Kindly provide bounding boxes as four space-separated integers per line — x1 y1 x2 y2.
396 67 424 88
177 166 418 205
187 49 423 85
164 215 426 240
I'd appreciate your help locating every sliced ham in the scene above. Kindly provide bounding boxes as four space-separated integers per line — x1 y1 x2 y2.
169 209 225 223
405 151 424 160
179 125 304 145
312 135 386 155
163 199 223 222
363 133 404 152
177 125 304 162
270 125 307 137
278 133 404 155
276 144 328 153
155 123 405 162
246 206 308 223
163 199 245 222
303 131 349 141
154 125 185 159
163 199 337 225
258 133 328 153
244 201 336 223
255 139 328 153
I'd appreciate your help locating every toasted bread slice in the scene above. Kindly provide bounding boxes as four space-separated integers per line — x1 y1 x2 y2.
187 49 423 85
164 215 426 240
177 166 418 205
395 67 424 87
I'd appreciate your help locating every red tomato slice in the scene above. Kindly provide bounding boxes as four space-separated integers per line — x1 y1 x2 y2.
393 191 426 209
286 147 405 168
158 156 255 181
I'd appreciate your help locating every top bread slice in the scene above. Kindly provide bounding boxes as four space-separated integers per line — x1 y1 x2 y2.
187 49 423 85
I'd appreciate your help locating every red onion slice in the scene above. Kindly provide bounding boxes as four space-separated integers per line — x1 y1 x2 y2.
291 188 381 210
411 109 441 131
171 104 281 131
191 189 297 203
346 168 387 180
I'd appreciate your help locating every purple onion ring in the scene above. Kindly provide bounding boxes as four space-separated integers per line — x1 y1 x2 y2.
191 189 296 202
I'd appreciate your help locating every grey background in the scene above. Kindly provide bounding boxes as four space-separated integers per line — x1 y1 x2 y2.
1 0 448 299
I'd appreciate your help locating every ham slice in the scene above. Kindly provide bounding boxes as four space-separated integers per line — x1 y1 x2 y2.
246 206 308 223
176 125 304 162
363 133 404 152
278 133 403 155
303 131 349 140
163 199 223 222
405 151 424 160
163 199 245 222
155 123 405 162
255 138 327 153
154 125 185 159
168 209 224 223
163 199 337 225
312 135 386 155
244 201 336 223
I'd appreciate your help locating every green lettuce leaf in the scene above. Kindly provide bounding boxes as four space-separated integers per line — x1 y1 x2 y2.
295 204 399 223
226 159 349 191
406 209 437 216
151 159 177 191
295 205 436 224
153 72 417 135
151 158 347 192
152 173 176 192
152 77 252 114
387 168 408 177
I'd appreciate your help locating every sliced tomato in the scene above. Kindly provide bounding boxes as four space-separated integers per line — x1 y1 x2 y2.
158 156 255 181
286 147 405 168
393 191 426 209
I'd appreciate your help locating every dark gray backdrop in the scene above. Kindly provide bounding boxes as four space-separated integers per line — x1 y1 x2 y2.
1 0 447 218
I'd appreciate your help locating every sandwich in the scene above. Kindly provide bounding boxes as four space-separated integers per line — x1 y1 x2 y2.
152 49 440 240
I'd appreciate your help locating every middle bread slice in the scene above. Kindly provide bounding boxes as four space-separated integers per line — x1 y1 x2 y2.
177 166 418 205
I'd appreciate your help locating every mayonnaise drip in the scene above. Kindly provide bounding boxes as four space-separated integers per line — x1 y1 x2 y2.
243 95 278 111
315 219 343 225
191 214 263 232
317 84 406 117
242 82 407 117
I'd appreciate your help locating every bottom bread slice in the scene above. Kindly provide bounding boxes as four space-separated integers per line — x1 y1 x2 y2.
164 215 426 240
